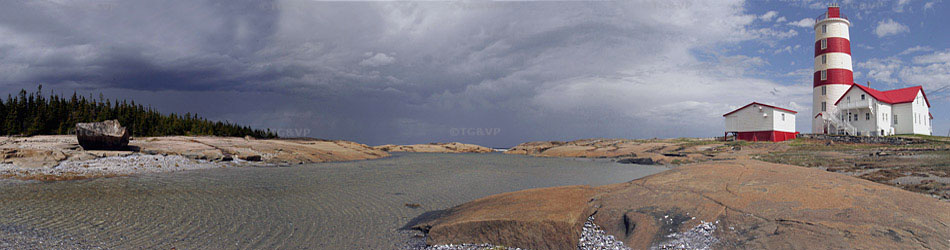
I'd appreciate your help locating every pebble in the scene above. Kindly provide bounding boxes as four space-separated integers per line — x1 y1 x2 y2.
652 221 718 250
409 216 631 250
578 216 631 250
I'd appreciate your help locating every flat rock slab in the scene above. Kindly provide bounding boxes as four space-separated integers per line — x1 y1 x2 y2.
373 142 495 153
596 160 950 249
418 160 950 250
0 135 391 179
414 185 597 250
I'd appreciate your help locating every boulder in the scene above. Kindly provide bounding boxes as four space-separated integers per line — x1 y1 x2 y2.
75 120 130 150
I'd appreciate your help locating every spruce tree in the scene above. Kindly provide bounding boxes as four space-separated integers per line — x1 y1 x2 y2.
0 87 276 138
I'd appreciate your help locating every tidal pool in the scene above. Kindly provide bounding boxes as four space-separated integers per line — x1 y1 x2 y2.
0 153 666 249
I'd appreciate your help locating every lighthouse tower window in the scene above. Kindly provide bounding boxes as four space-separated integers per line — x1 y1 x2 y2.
822 55 827 64
821 39 827 49
821 86 826 95
822 24 827 34
821 102 827 111
821 70 827 80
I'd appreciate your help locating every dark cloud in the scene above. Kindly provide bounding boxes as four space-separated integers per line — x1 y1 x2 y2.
1 0 806 147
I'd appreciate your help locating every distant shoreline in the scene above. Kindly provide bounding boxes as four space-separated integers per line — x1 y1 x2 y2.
0 135 390 181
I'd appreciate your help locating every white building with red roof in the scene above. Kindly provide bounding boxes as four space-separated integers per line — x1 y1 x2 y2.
810 4 933 136
723 102 798 142
833 84 932 136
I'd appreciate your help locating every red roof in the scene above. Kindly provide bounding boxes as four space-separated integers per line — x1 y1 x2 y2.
834 85 930 107
723 102 798 117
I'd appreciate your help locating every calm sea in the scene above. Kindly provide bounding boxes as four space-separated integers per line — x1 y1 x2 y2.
0 152 666 249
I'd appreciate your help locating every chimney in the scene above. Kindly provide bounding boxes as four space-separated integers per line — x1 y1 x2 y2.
867 81 870 88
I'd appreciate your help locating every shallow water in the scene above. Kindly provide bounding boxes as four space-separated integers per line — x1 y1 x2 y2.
0 153 666 249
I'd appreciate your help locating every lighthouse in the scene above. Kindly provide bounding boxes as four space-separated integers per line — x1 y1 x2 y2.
812 3 854 134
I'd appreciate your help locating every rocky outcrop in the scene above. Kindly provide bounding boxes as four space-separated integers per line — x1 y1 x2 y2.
75 120 130 150
505 138 731 165
0 135 390 180
413 185 597 250
133 136 390 164
616 157 655 165
413 160 950 249
798 134 924 145
373 142 494 153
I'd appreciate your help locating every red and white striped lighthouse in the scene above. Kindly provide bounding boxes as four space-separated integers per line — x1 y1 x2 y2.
812 3 854 134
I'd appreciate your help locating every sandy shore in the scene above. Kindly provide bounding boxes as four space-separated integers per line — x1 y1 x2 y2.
0 135 389 181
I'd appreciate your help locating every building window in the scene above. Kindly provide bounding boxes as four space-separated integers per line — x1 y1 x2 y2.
822 24 827 33
861 94 865 100
894 115 898 124
854 114 858 121
847 96 850 102
822 54 827 64
866 113 870 120
821 70 827 80
821 39 827 49
821 86 826 95
821 102 826 111
781 113 785 121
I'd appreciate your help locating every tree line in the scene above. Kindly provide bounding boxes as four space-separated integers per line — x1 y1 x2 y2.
0 85 277 138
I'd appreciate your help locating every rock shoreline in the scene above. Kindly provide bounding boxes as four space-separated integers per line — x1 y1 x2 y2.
503 138 730 166
0 135 389 181
412 159 950 249
374 142 495 153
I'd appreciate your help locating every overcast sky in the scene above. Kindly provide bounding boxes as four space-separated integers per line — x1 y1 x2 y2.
1 0 947 147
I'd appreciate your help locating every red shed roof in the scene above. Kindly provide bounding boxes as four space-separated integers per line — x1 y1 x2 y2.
834 85 930 107
723 102 797 117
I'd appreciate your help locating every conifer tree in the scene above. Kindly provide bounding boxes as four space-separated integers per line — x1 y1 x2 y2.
0 86 276 138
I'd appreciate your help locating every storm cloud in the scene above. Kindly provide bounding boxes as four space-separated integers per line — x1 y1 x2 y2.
0 0 807 146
